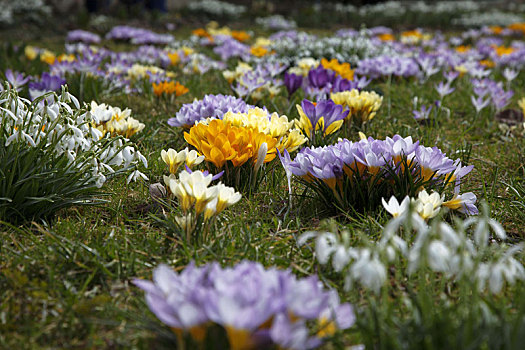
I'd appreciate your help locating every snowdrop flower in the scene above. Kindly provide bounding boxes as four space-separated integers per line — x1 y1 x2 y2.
302 202 524 296
127 169 148 184
349 249 387 294
427 240 452 272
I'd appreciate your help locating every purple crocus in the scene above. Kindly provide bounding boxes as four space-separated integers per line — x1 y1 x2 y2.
4 69 29 91
28 73 66 100
298 99 349 138
470 95 490 113
133 261 355 348
106 25 174 45
332 75 360 93
66 29 101 44
308 66 335 89
412 105 432 121
284 72 303 95
435 81 455 99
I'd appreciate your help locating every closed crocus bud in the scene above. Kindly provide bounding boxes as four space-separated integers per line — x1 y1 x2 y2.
254 142 268 172
284 72 303 96
149 183 167 201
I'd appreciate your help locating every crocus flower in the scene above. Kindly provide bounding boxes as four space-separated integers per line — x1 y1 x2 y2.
66 29 101 44
134 261 355 349
412 104 432 121
29 73 66 100
284 72 303 96
184 119 278 169
503 68 518 82
308 66 335 89
331 89 382 124
382 196 410 218
295 99 348 141
167 94 254 128
471 95 490 113
435 81 455 99
4 69 29 91
443 191 478 215
413 189 443 220
161 148 204 174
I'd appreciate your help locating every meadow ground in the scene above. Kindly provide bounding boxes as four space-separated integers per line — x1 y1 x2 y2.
1 5 525 349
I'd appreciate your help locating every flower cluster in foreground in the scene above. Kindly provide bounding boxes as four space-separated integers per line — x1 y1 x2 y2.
134 261 355 349
300 205 524 295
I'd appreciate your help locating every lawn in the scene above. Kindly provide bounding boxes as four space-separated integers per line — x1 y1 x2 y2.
1 1 525 349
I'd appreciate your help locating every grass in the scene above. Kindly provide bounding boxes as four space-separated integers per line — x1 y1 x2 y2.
1 21 525 349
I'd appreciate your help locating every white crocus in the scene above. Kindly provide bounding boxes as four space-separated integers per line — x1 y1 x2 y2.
413 189 443 220
214 183 242 214
382 195 410 217
185 149 204 168
161 148 187 174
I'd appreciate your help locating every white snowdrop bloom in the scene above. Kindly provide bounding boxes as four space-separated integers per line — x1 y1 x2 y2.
350 250 387 294
127 169 149 184
333 246 350 272
0 85 147 190
427 240 452 273
316 232 338 265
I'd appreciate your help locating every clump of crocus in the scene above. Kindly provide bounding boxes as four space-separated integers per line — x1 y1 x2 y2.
133 261 354 349
295 99 348 146
163 170 241 242
90 101 145 138
127 64 176 82
280 135 474 214
222 62 253 84
331 89 383 127
152 81 189 97
184 119 278 193
231 30 250 42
